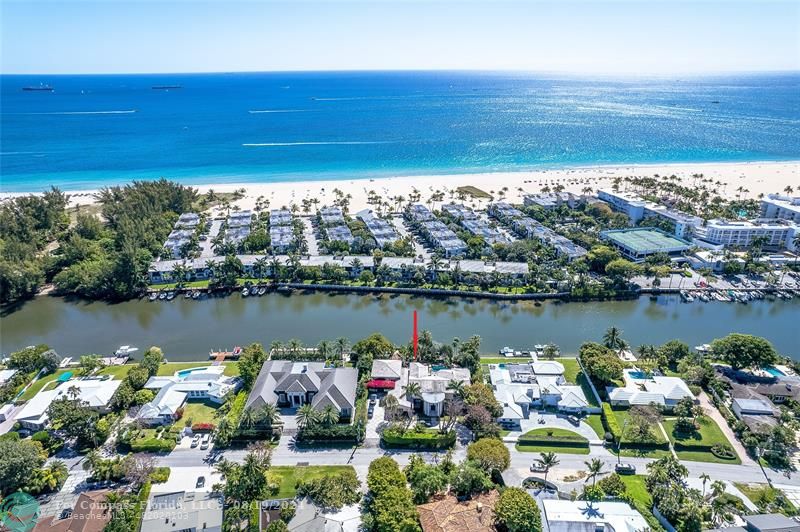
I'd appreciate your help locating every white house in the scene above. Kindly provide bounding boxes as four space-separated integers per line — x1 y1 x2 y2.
0 369 18 385
539 499 650 532
490 361 591 428
14 378 121 430
391 362 471 418
607 369 695 409
144 366 241 404
732 397 779 417
137 384 188 425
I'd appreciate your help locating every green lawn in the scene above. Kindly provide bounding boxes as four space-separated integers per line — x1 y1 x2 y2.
516 427 590 454
556 357 599 407
270 466 356 499
620 476 666 532
157 362 239 377
734 483 798 516
182 401 222 425
97 364 135 379
584 414 606 439
19 369 72 401
662 416 740 464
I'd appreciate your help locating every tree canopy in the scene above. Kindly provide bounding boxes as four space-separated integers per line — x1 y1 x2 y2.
710 333 778 370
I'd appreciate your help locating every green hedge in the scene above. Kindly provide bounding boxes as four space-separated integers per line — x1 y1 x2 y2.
130 437 176 453
601 403 621 441
296 423 361 444
516 437 589 449
381 429 456 449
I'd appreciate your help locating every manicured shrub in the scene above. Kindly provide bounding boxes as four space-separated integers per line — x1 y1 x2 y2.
601 403 622 442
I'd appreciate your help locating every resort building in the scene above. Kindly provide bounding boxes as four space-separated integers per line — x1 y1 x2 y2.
441 202 478 221
490 361 592 428
600 228 691 261
524 192 583 211
176 212 201 228
460 218 511 245
419 220 468 257
319 206 346 225
15 378 122 430
511 217 587 260
246 361 358 420
417 490 499 532
144 366 241 403
487 202 524 221
607 369 695 409
33 489 112 532
406 203 436 223
142 491 223 532
597 189 702 239
326 224 355 245
228 210 254 227
356 209 401 248
164 228 194 258
761 194 800 223
693 219 799 251
269 225 294 253
269 208 293 227
137 385 188 425
538 499 649 532
224 225 251 246
388 362 471 418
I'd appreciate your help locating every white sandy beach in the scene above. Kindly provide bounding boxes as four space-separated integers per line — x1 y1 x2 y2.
4 161 799 213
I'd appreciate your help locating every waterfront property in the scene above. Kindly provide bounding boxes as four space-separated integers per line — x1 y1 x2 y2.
269 225 294 253
441 202 477 221
269 208 292 227
694 218 799 251
355 209 401 248
0 368 17 385
15 378 121 430
246 361 358 420
461 217 510 245
385 361 471 418
490 360 592 428
597 188 703 239
761 193 800 223
176 212 201 228
510 217 587 260
524 192 584 211
487 201 524 221
319 206 346 225
144 366 241 403
419 220 468 257
406 203 436 223
601 227 692 261
607 368 694 409
138 384 188 425
326 224 355 245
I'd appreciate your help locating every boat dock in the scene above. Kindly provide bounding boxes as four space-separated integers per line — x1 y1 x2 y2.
209 346 243 362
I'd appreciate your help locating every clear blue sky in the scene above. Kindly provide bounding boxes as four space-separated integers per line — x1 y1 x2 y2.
2 0 798 74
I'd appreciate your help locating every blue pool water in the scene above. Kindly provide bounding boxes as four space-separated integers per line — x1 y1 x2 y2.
764 366 786 377
177 367 207 377
629 371 652 380
2 71 799 192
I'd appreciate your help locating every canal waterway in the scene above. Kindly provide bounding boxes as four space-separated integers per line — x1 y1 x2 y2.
1 293 798 360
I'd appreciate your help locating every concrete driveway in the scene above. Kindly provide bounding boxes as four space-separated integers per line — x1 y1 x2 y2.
503 412 602 443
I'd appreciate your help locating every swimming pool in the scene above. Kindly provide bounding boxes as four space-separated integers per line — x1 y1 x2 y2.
765 366 786 377
177 367 209 377
628 371 652 380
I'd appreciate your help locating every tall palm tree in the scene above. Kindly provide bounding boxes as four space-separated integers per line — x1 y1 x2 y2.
403 382 422 403
335 337 349 358
239 407 259 430
253 257 268 282
317 340 332 360
699 473 711 497
287 338 303 356
383 394 400 421
296 404 318 429
204 259 218 282
537 452 559 489
602 326 628 352
584 458 604 489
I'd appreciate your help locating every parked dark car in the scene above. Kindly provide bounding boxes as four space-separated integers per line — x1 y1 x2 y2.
615 463 636 475
196 476 206 488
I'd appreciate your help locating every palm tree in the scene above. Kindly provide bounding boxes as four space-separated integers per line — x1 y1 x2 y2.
383 394 400 421
537 452 559 490
446 379 465 399
253 257 268 282
287 338 304 356
204 259 218 282
257 404 279 428
239 407 259 430
335 337 349 358
602 326 628 352
584 458 604 489
320 405 340 426
699 472 711 497
317 340 332 360
403 382 422 403
296 404 318 429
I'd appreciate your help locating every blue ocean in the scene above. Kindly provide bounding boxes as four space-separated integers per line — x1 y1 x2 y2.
1 71 799 192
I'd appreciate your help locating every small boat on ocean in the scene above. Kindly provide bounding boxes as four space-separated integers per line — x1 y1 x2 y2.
23 85 54 92
184 291 192 299
152 85 182 90
115 345 138 357
257 286 266 296
241 287 249 297
148 292 158 301
158 292 167 301
166 291 175 301
192 291 200 300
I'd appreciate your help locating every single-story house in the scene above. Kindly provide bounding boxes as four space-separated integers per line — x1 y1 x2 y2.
732 397 780 417
750 381 800 405
417 491 499 532
246 361 358 420
15 378 121 430
137 384 188 425
144 366 241 404
539 499 649 532
33 489 112 532
607 369 695 410
489 361 591 428
141 491 223 532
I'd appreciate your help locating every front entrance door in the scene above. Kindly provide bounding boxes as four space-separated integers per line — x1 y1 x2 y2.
292 394 303 406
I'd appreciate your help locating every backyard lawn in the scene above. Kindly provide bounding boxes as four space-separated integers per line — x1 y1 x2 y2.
479 357 533 365
270 466 356 499
98 364 135 379
620 475 666 532
663 416 740 464
182 401 222 425
556 357 599 407
158 362 239 377
18 369 72 401
584 414 606 439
